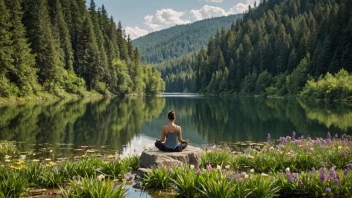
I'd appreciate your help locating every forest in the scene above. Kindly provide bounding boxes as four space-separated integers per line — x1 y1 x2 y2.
155 0 352 100
0 0 165 99
133 14 242 64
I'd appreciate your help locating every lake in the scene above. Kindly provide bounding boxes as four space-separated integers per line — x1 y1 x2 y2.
1 94 352 157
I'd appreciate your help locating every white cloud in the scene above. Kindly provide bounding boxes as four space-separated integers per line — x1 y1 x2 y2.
143 2 255 32
125 26 149 40
205 0 224 3
228 3 249 14
144 9 191 31
190 5 228 21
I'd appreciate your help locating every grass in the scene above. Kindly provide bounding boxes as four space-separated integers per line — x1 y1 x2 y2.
1 133 352 197
141 133 352 197
60 177 128 198
0 140 17 155
0 154 140 197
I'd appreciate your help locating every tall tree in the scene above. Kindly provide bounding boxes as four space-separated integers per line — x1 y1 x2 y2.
6 0 38 96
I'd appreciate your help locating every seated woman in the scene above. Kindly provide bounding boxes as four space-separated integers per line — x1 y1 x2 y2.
155 110 188 152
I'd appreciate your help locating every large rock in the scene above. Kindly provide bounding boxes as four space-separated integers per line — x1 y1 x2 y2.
139 145 204 169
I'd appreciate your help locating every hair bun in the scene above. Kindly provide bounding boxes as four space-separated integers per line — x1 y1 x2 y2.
168 110 176 121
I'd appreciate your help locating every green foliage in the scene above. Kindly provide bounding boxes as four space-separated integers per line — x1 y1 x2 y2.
60 177 128 198
143 166 172 189
201 146 234 168
0 140 16 155
0 171 28 198
133 15 242 64
171 168 202 198
0 0 164 98
100 159 129 179
154 0 351 99
300 69 352 101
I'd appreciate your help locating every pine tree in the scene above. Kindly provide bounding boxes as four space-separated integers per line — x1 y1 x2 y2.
22 0 65 92
117 21 129 60
48 0 73 71
80 15 101 91
6 0 38 96
89 0 109 86
0 0 16 97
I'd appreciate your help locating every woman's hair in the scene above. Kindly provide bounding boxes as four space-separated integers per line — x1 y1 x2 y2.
168 110 176 121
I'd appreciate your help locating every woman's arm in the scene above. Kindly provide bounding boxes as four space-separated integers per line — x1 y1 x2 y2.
177 126 189 143
156 126 166 142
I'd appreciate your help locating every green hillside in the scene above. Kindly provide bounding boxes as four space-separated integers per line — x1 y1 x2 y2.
0 0 164 99
157 0 352 100
133 14 242 64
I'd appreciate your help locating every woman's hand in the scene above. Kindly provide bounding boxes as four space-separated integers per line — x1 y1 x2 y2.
183 139 189 143
155 138 160 142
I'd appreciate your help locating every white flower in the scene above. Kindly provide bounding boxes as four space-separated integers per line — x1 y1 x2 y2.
244 174 249 179
338 146 342 149
225 165 230 169
20 155 26 160
97 174 105 181
250 169 255 173
216 165 221 170
190 165 195 169
285 167 290 172
261 173 269 177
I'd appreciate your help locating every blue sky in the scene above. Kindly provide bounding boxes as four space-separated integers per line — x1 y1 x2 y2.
90 0 256 39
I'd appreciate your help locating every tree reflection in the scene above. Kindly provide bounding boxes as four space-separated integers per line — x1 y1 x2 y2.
0 97 165 153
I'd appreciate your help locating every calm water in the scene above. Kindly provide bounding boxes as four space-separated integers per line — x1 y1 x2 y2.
1 95 352 197
1 95 352 155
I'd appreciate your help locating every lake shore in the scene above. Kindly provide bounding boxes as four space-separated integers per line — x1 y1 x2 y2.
1 133 352 197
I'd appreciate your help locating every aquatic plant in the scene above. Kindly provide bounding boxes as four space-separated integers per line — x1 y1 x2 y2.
60 177 128 198
143 165 172 189
0 171 28 198
171 167 202 197
100 159 129 179
0 140 16 155
201 145 234 168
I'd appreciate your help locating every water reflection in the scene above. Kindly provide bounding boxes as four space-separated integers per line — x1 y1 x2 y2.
0 96 351 155
141 97 352 144
0 97 166 155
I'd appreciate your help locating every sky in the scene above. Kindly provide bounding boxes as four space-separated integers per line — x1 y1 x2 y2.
91 0 256 39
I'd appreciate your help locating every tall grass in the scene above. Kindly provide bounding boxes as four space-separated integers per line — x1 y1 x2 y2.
60 177 128 198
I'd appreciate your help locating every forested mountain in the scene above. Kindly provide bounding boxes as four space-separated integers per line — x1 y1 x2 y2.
133 14 242 64
160 0 352 100
0 0 164 98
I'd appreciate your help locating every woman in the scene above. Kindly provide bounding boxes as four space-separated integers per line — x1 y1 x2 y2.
155 110 189 152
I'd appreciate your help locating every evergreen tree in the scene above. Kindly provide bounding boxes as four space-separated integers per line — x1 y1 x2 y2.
6 0 39 96
23 0 65 92
0 0 16 97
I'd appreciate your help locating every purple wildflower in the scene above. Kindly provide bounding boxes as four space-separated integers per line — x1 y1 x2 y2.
294 140 301 145
301 135 304 140
297 180 302 185
315 138 321 144
329 167 336 180
206 164 212 171
344 169 348 176
347 164 352 170
307 136 312 141
196 169 201 175
267 133 271 144
327 139 331 144
311 167 316 173
326 188 331 194
322 140 327 144
292 131 296 140
320 168 327 182
327 132 331 140
286 172 294 182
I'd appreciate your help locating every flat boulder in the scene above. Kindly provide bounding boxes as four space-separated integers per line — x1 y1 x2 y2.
139 145 204 168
